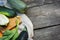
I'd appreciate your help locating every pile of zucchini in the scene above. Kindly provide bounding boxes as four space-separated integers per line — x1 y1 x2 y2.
7 0 27 13
0 0 28 40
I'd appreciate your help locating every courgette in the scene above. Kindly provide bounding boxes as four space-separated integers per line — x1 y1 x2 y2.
0 6 16 17
0 14 9 25
7 0 27 13
17 31 28 40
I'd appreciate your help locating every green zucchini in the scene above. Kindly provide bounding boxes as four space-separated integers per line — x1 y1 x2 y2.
0 14 9 25
7 0 27 13
0 6 16 17
16 31 28 40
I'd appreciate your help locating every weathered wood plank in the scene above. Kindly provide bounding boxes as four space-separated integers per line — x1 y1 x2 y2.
27 4 60 29
23 0 60 7
34 25 60 40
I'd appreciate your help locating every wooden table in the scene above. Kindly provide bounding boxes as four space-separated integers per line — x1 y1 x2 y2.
23 0 60 40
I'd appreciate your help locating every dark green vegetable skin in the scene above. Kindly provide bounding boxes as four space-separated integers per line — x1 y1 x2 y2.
7 0 27 13
0 6 16 17
17 31 28 40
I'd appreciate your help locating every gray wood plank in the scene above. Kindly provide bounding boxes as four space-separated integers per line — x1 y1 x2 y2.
23 0 60 7
23 0 60 4
34 25 60 40
27 4 60 29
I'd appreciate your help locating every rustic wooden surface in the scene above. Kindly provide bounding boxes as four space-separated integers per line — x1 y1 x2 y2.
34 25 60 40
23 0 60 40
